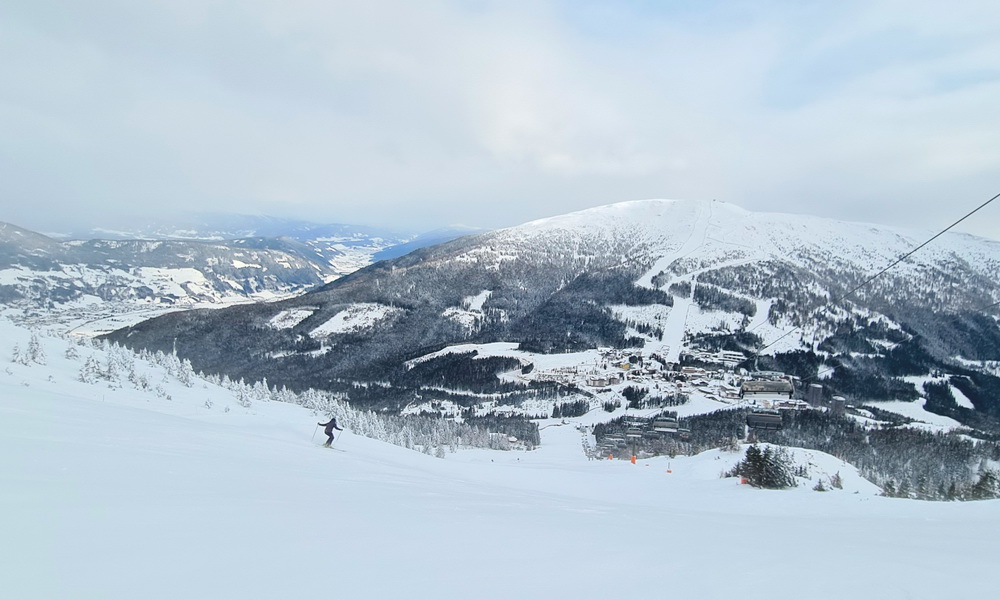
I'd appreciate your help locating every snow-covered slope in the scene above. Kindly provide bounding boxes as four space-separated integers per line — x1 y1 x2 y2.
3 319 998 599
485 198 1000 357
472 198 997 279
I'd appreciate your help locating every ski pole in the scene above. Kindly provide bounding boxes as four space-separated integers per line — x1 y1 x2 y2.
311 424 319 443
328 429 344 449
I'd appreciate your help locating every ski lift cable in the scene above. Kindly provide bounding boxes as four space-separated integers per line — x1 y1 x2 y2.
804 294 1000 386
752 190 1000 357
671 191 999 355
979 298 1000 313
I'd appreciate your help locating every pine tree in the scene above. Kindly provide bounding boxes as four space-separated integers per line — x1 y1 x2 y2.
27 334 46 365
946 481 959 501
78 356 102 384
11 343 26 365
882 480 897 497
735 445 796 489
897 479 911 499
969 470 998 500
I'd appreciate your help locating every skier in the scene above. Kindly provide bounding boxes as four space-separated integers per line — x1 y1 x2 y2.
317 417 343 447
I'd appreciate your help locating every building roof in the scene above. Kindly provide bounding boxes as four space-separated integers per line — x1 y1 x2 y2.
741 380 793 394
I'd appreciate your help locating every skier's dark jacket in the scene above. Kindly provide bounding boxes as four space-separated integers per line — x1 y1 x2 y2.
319 418 342 435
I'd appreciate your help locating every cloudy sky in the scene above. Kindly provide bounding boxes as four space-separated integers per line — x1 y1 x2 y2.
1 0 999 237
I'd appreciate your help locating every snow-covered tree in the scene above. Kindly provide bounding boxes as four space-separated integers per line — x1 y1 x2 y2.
11 343 28 366
26 334 46 365
78 356 102 384
731 445 797 489
969 469 999 500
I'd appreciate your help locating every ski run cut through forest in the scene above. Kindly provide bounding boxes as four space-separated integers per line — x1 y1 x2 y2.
2 318 999 600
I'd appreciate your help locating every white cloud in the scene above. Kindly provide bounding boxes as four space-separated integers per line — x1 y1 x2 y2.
1 0 998 238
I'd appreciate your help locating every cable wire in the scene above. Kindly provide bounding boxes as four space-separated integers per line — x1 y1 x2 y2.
753 190 1000 357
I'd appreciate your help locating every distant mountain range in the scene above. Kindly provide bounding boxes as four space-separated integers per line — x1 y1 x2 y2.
0 216 479 316
0 221 336 308
104 200 1000 430
47 212 406 243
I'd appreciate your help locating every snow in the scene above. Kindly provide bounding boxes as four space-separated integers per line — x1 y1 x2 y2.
0 265 33 285
2 319 1000 599
2 286 306 339
951 385 976 410
510 199 973 285
874 376 978 430
442 290 493 329
267 307 316 330
134 267 211 296
309 303 401 337
441 306 480 329
877 400 965 430
662 293 692 363
952 356 1000 378
463 289 492 312
231 259 262 269
406 342 604 372
487 198 1000 364
609 303 671 333
634 199 712 288
324 242 384 274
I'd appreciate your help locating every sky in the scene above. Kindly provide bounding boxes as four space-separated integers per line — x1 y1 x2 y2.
1 0 999 238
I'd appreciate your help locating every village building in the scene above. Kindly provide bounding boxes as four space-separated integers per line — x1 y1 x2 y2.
740 379 794 398
740 377 795 409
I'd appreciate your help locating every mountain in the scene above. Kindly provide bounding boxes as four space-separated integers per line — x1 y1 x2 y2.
1 214 485 335
372 225 485 261
47 213 485 285
48 212 419 277
0 221 336 311
104 199 1000 427
51 212 407 243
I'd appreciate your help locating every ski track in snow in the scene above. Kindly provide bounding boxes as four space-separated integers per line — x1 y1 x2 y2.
2 320 999 600
635 199 710 289
645 202 775 363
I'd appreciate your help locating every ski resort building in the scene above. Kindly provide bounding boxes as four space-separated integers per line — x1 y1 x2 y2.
740 379 793 398
740 376 795 409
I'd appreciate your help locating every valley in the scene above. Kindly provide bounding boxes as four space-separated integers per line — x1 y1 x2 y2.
0 217 472 335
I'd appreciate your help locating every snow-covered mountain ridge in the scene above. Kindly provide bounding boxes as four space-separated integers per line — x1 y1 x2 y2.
489 198 998 291
107 199 1000 429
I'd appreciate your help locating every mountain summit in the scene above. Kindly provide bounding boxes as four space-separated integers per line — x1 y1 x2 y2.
106 199 1000 424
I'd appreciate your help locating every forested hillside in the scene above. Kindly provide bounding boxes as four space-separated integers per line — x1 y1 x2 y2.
105 200 1000 426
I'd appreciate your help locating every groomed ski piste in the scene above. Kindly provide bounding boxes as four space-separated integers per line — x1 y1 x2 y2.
2 319 998 600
